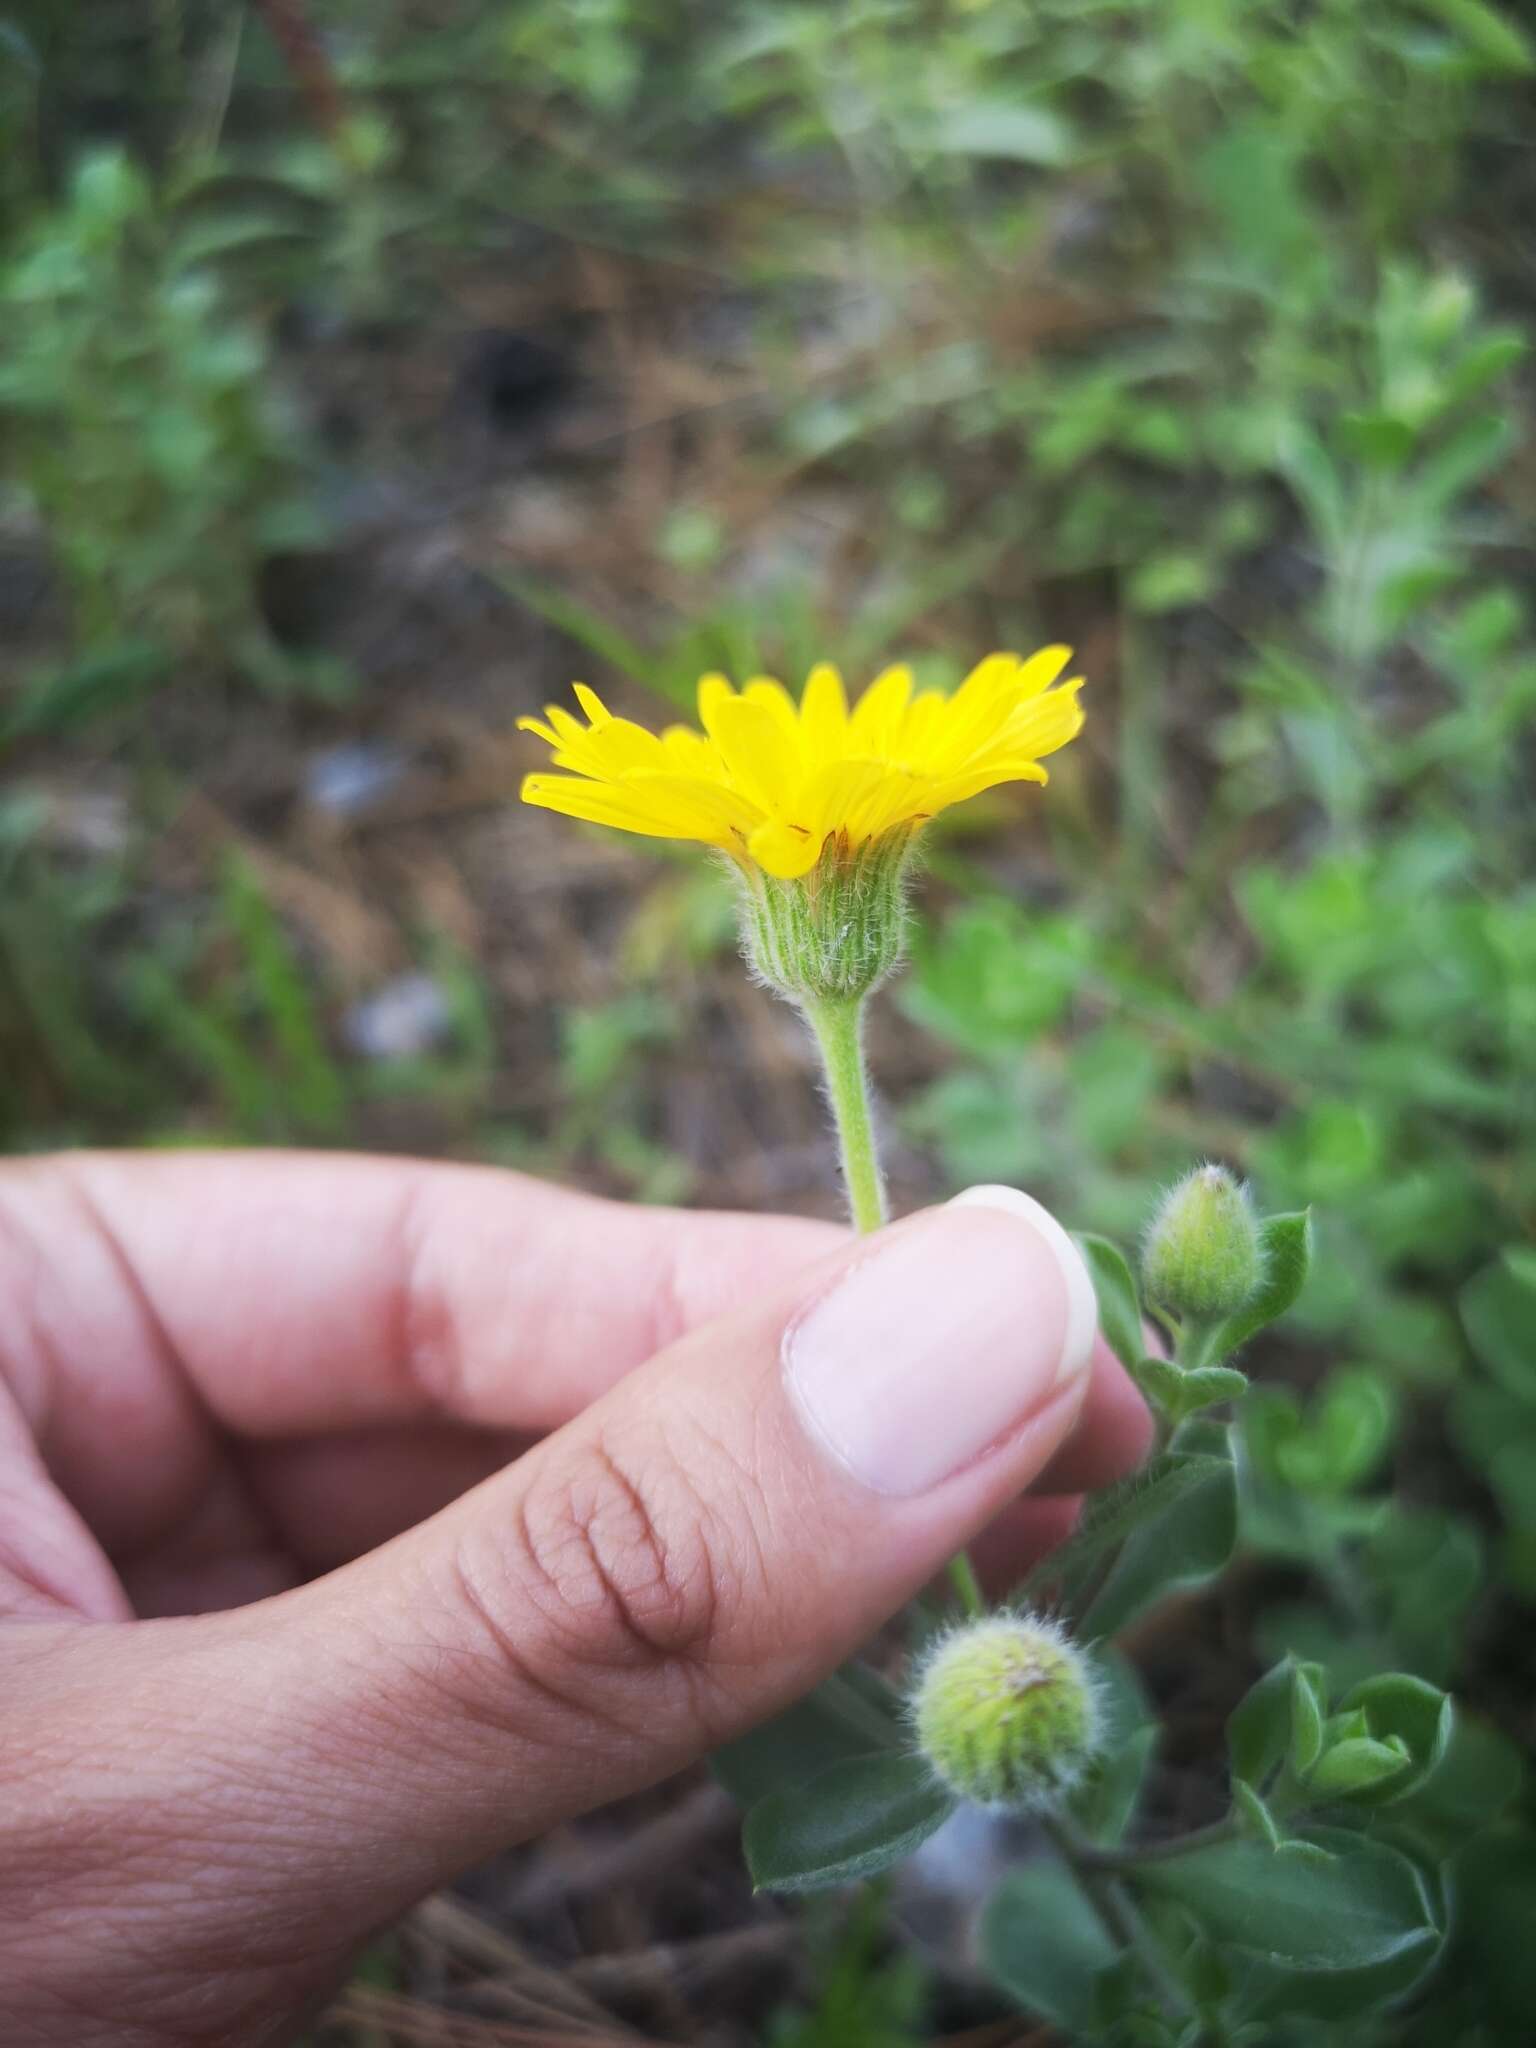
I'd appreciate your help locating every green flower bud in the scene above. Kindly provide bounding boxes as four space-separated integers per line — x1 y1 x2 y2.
910 1614 1101 1813
1142 1164 1262 1321
734 829 915 1005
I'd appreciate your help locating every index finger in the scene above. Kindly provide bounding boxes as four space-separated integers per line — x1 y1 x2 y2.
2 1150 842 1442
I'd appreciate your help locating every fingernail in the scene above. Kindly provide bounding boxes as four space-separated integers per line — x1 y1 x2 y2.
947 1184 1099 1382
783 1191 1097 1497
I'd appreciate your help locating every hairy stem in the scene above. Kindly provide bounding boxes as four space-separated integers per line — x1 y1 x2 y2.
946 1551 986 1619
804 991 987 1615
804 994 886 1235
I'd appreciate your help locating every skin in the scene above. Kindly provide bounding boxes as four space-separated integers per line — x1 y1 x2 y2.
0 1151 1150 2047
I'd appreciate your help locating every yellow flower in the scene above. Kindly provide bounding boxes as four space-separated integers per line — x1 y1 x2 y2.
518 648 1084 880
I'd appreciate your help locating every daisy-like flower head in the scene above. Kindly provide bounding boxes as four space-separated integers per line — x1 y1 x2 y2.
518 647 1084 881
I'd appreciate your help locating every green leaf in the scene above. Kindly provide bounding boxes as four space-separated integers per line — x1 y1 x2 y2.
1076 1233 1144 1373
1134 1353 1185 1413
0 639 165 741
1163 1365 1250 1422
980 1864 1118 2031
1229 1659 1301 1787
1127 551 1217 614
1385 1713 1522 1850
743 1752 955 1894
1233 1778 1285 1848
1081 1442 1238 1638
928 100 1076 167
1071 1648 1157 1845
1205 1211 1312 1360
713 1665 904 1808
1289 1664 1326 1777
1033 1447 1232 1614
1460 1247 1536 1401
1334 1673 1454 1808
1414 0 1535 73
1136 1828 1442 1978
1307 1736 1412 1800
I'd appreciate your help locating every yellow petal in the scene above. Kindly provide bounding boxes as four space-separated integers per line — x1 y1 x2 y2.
521 773 706 839
927 758 1049 808
570 714 670 776
747 816 822 878
660 724 720 774
625 772 762 841
572 682 612 724
848 766 930 840
699 693 801 812
795 757 892 839
696 672 736 727
799 663 849 760
849 664 914 752
1008 644 1073 700
741 676 801 737
992 681 1085 760
899 690 948 762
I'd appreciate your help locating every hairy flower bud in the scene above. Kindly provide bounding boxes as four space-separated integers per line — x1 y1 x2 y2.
1142 1164 1262 1322
911 1614 1101 1813
734 829 915 1004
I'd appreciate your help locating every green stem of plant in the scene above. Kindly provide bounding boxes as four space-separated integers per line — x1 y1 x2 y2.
1046 1815 1197 2028
803 994 887 1235
1077 1814 1242 1872
805 991 988 1614
946 1551 985 1619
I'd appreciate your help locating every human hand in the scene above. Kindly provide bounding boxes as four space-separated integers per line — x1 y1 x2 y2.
0 1152 1149 2046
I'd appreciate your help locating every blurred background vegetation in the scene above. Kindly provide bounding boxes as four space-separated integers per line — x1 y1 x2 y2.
2 1 1534 2040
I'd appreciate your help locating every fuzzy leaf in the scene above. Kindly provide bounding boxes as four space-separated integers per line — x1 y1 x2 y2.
1081 1440 1238 1638
1205 1211 1312 1360
713 1663 904 1808
743 1751 954 1893
1076 1233 1145 1373
981 1864 1118 2030
1032 1446 1231 1615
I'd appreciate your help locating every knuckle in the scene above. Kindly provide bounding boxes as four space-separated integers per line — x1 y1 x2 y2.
515 1427 726 1669
444 1419 765 1742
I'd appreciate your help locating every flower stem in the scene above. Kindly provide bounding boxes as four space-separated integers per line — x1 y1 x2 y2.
804 994 887 1235
946 1551 985 1618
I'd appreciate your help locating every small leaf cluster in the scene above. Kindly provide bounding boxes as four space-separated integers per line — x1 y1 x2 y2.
714 1178 1524 2042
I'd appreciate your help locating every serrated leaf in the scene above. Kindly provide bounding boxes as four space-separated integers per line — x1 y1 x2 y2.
743 1752 954 1893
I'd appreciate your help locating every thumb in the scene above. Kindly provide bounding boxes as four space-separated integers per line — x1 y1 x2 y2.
255 1185 1098 1898
69 1185 1096 1957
